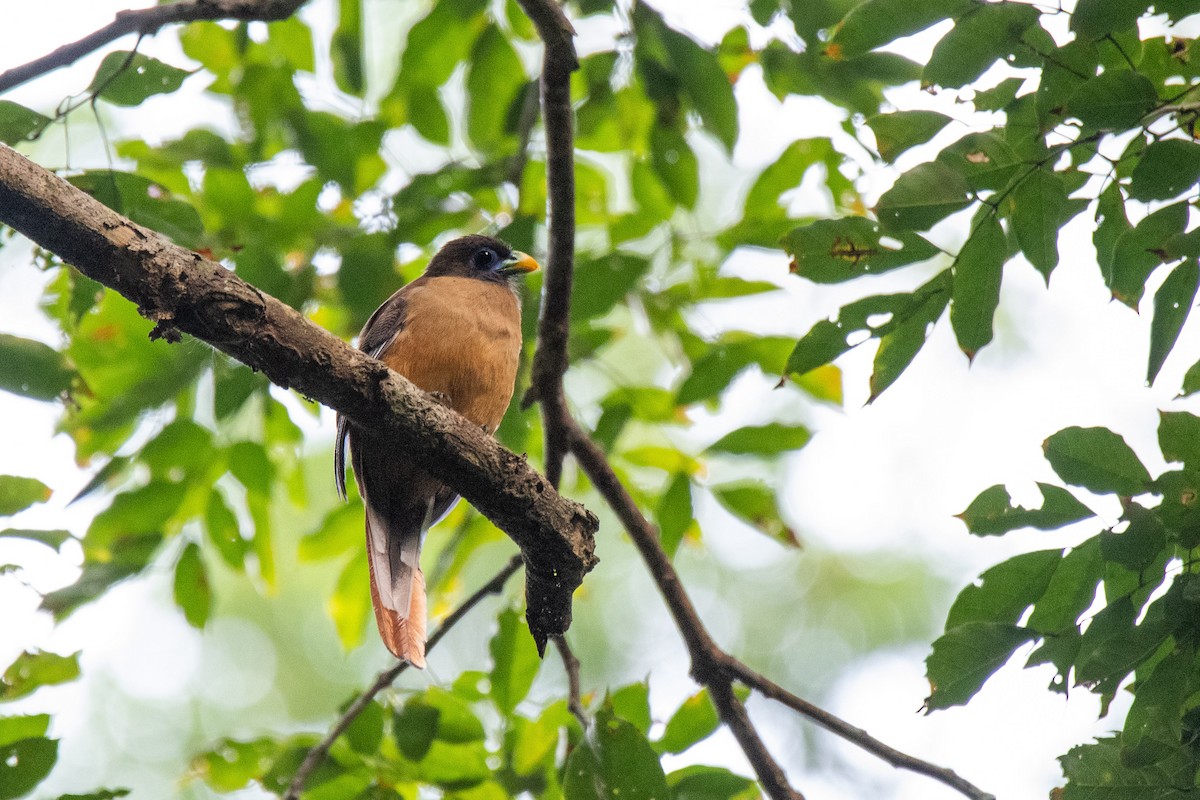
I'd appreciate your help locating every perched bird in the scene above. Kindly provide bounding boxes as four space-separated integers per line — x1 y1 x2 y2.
334 235 539 667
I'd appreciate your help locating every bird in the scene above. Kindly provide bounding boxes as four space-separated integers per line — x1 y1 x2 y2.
333 235 539 667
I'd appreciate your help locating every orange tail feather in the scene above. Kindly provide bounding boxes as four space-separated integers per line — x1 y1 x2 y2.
367 555 427 668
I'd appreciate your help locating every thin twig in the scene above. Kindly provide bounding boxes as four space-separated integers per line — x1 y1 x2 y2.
724 661 994 800
553 635 587 727
505 80 542 188
284 555 524 800
0 0 309 95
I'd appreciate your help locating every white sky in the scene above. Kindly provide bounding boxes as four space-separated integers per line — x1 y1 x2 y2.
2 2 1200 799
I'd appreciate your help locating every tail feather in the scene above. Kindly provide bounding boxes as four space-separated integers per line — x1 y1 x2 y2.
365 514 428 668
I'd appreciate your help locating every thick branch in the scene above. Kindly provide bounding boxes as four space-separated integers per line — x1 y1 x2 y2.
0 142 597 645
285 555 524 800
0 0 309 96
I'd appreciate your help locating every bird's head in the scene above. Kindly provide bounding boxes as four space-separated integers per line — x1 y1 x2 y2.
425 235 540 284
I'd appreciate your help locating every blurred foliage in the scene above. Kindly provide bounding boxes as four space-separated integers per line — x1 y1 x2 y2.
0 0 1199 798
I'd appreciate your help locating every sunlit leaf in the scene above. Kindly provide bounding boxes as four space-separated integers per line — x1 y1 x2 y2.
1 650 80 701
655 689 719 754
711 482 799 547
0 476 51 517
707 423 810 457
489 607 541 715
329 553 370 650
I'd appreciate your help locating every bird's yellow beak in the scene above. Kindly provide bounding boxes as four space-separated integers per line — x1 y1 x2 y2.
502 251 540 274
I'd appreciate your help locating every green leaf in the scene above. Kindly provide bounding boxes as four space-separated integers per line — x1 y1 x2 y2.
1 650 80 701
1107 201 1188 308
649 126 699 209
867 110 952 162
829 0 974 59
1070 0 1150 39
1065 71 1159 131
1010 169 1069 280
923 4 1042 89
707 423 810 457
655 690 720 754
1043 426 1152 496
656 472 696 559
173 542 211 628
711 482 799 547
0 715 48 748
869 272 951 399
489 607 541 715
678 336 795 405
783 217 939 283
329 553 370 650
408 84 451 145
88 52 191 106
0 736 57 800
191 738 277 792
1059 736 1197 800
1159 410 1200 470
972 77 1024 112
945 549 1063 629
1100 504 1166 573
572 254 651 322
205 490 246 570
610 683 652 734
1129 139 1200 201
331 0 364 95
0 532 70 551
1027 537 1103 633
0 101 50 144
1122 647 1190 755
936 132 1019 193
563 704 669 800
925 622 1036 711
465 26 526 154
0 476 51 517
875 161 972 231
667 766 757 800
1036 41 1098 128
956 483 1094 535
1147 259 1198 385
949 212 1005 358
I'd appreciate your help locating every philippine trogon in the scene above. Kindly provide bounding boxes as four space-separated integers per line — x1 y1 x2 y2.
334 235 539 667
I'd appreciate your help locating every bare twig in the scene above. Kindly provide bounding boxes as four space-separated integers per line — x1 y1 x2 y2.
724 661 993 800
0 0 310 96
508 7 993 795
553 635 587 727
284 555 524 800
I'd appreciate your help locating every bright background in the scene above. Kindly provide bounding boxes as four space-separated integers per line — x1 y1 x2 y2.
2 1 1199 798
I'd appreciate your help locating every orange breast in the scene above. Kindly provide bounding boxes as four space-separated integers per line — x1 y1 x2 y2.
380 276 523 432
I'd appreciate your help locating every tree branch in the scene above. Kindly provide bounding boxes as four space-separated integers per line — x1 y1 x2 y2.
516 0 577 490
506 2 995 793
0 142 596 646
0 0 310 96
553 635 587 727
284 555 524 800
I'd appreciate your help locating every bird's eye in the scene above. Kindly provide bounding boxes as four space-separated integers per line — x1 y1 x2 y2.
473 248 497 270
